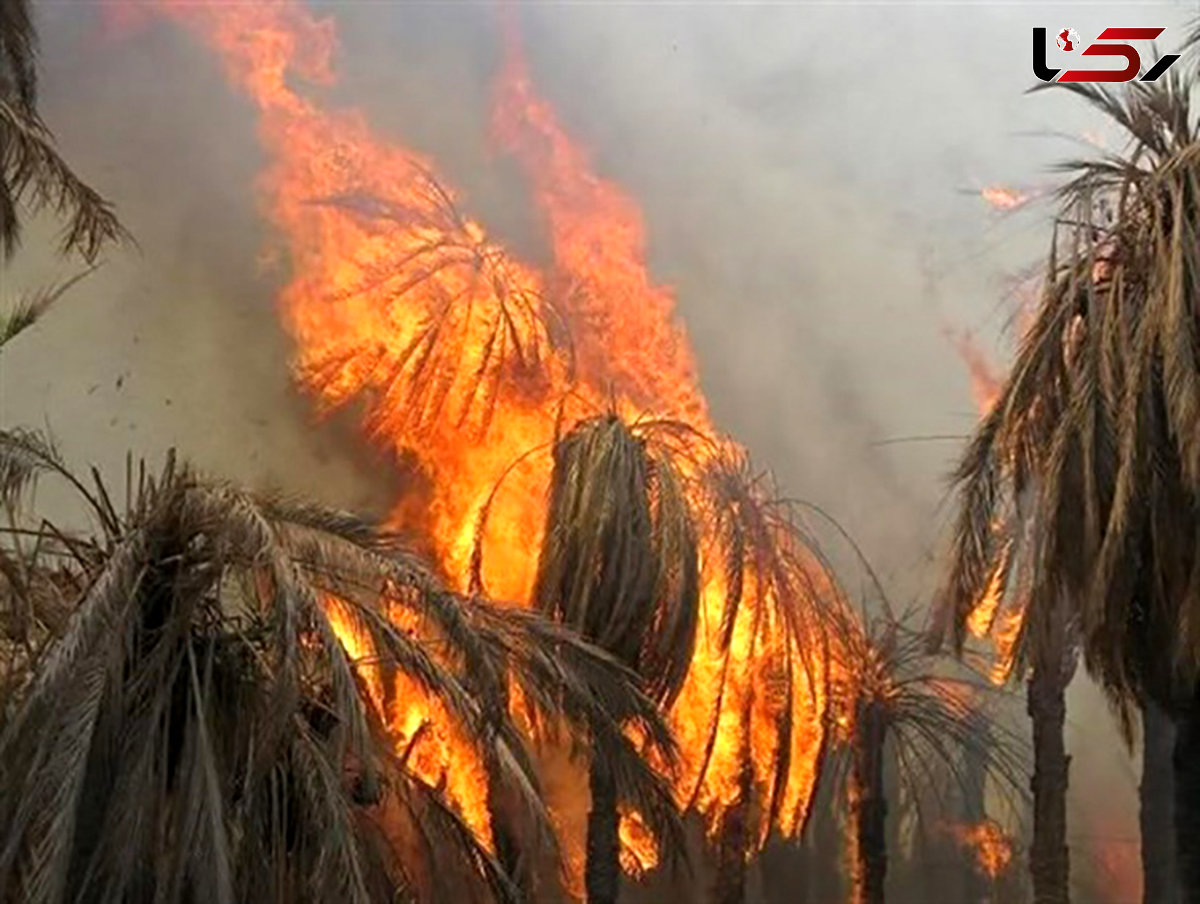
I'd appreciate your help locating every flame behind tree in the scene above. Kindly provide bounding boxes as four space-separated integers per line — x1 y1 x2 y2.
825 577 1024 904
473 417 839 901
0 428 689 903
136 0 840 889
527 414 699 903
935 68 1200 904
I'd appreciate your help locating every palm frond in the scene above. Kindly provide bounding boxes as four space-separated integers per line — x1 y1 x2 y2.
0 447 684 902
297 170 572 441
938 74 1200 716
0 266 96 351
0 97 127 261
533 413 700 707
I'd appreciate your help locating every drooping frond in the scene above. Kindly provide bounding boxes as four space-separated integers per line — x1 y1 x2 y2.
533 413 700 707
0 444 683 903
0 0 36 111
935 74 1200 717
296 171 572 440
678 450 838 841
0 97 127 262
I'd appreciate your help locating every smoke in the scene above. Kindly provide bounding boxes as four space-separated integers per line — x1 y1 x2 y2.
4 0 1194 894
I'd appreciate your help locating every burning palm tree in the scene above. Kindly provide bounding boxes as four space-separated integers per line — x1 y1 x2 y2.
476 417 840 903
683 458 835 904
934 71 1200 903
0 428 684 903
830 593 1024 904
522 413 698 903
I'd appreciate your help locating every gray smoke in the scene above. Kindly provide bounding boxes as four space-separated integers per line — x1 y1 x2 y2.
5 1 1196 894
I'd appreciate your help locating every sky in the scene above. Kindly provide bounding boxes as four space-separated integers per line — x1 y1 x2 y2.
5 2 1199 893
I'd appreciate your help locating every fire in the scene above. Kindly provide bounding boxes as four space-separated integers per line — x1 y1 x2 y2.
950 325 1028 685
323 596 494 848
966 543 1008 639
946 328 1003 414
980 185 1030 211
618 807 659 877
949 819 1014 879
139 0 834 885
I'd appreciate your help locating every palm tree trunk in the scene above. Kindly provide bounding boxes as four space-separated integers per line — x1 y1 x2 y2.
810 779 843 903
851 698 888 904
712 752 754 904
1142 700 1179 904
961 713 989 904
1027 660 1071 904
1173 692 1200 904
586 757 620 904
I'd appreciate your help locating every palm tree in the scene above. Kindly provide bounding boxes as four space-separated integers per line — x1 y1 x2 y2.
0 0 125 262
476 418 841 903
525 413 699 904
933 72 1200 903
0 428 684 903
830 601 1024 904
683 460 836 904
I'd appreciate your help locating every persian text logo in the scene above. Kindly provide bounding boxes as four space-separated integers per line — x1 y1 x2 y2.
1032 27 1180 83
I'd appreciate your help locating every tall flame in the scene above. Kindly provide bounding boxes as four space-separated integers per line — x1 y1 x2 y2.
950 329 1025 683
140 0 832 885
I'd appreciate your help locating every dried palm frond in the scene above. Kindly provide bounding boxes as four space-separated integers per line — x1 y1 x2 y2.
0 266 96 352
0 98 126 262
0 431 683 903
935 73 1200 718
533 413 700 707
299 170 572 440
0 0 36 112
0 0 126 261
681 451 838 842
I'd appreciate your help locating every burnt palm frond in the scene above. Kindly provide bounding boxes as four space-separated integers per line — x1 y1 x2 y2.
0 436 683 903
298 170 572 440
533 413 700 707
936 74 1200 717
680 450 838 843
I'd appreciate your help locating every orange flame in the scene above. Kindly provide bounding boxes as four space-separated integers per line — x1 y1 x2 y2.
949 819 1014 879
951 333 1026 684
980 185 1030 211
140 0 835 883
143 0 832 883
947 328 1003 414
